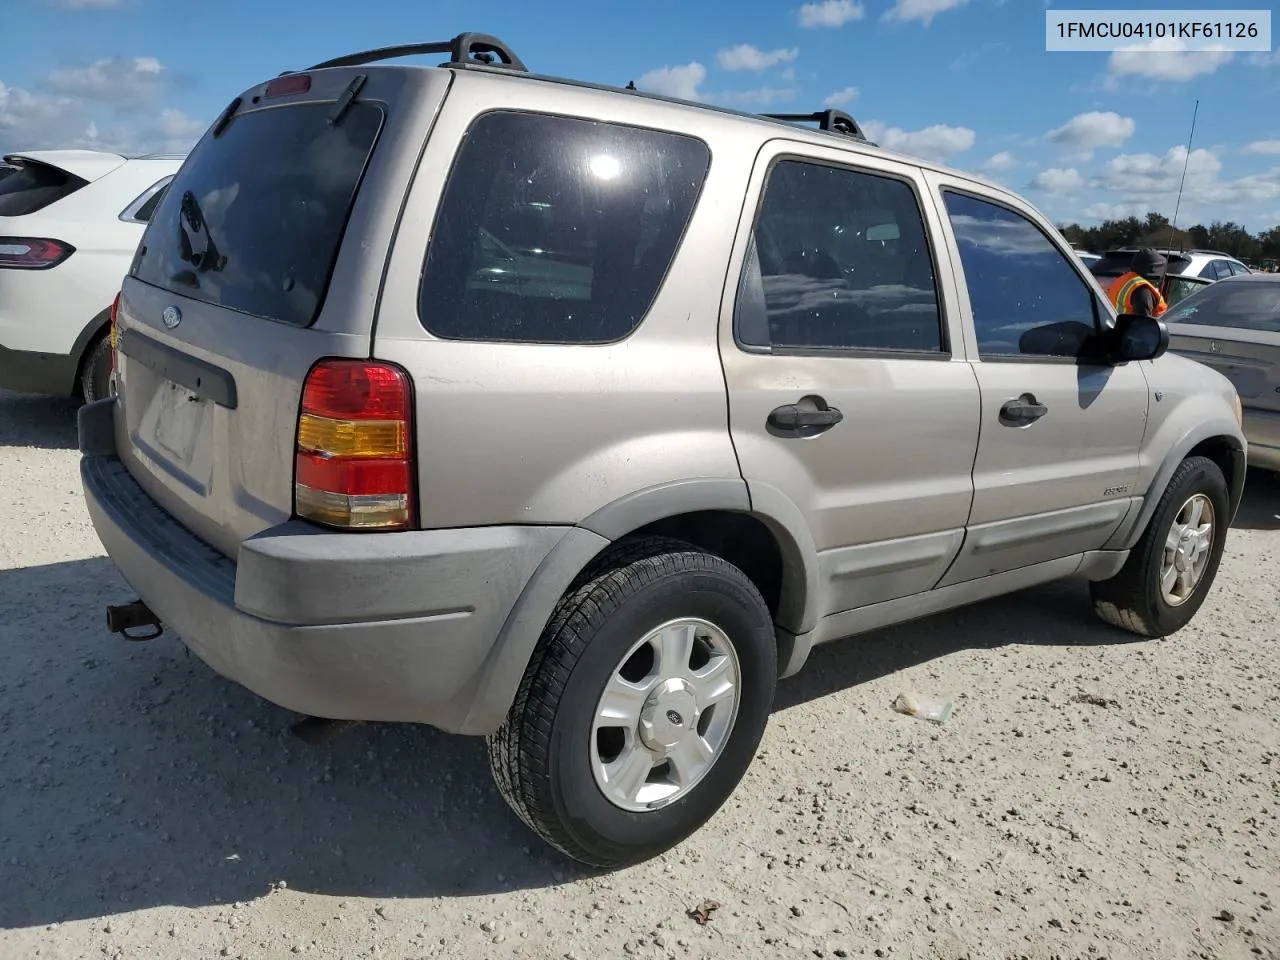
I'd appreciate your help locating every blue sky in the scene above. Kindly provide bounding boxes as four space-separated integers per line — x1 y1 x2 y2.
2 0 1278 229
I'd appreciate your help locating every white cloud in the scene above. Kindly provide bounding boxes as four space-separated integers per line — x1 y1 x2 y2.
1244 140 1280 156
982 151 1019 172
823 86 859 107
1081 201 1154 221
1046 111 1135 152
639 61 796 108
716 44 799 72
1107 39 1234 82
883 0 970 26
0 81 87 151
1031 167 1084 193
797 0 865 29
636 62 707 101
0 69 201 156
44 56 171 107
862 121 975 162
146 108 206 153
1096 146 1223 196
1247 50 1280 67
1069 144 1280 226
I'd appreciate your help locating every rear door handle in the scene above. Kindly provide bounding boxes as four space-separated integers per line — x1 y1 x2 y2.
999 393 1048 425
768 396 844 437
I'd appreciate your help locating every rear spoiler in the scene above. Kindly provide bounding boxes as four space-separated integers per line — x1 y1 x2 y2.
2 150 127 183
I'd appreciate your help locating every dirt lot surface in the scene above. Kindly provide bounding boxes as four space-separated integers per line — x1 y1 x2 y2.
1 386 1278 960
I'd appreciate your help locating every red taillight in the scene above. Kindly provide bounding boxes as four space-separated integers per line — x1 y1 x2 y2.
109 292 121 375
265 74 312 98
0 237 75 270
300 360 410 421
294 359 415 531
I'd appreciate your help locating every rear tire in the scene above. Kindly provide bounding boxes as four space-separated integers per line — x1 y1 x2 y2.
487 536 777 868
1090 456 1229 637
79 333 113 404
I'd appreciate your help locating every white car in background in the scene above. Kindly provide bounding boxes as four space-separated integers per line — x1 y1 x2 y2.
0 149 184 403
1072 247 1101 268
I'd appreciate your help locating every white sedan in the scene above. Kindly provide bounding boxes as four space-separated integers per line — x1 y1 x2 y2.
0 149 184 403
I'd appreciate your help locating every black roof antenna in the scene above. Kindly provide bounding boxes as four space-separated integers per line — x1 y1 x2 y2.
625 80 636 90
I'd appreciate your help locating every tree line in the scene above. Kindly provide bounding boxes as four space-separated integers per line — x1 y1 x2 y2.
1057 212 1280 264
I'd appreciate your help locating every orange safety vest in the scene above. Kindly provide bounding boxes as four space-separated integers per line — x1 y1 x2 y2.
1107 271 1168 317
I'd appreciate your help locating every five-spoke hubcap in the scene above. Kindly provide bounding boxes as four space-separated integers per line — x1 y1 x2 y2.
1159 493 1215 606
590 618 741 812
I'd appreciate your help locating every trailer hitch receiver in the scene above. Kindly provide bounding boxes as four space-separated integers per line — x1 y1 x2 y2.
105 600 163 642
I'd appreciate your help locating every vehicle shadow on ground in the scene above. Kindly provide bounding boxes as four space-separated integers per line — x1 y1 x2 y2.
0 553 1170 930
773 576 1139 712
0 389 80 451
1232 468 1280 531
780 474 1280 712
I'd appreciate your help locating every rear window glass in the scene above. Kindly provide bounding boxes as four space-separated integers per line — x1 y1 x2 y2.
132 102 383 328
1165 280 1280 332
419 111 710 343
1093 252 1190 278
0 161 89 216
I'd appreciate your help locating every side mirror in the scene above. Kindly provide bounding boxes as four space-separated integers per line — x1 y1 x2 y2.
1110 312 1170 363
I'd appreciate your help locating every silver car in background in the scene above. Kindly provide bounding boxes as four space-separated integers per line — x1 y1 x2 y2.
1166 273 1280 472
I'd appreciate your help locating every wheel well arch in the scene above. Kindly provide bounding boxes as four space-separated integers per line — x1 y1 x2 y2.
70 306 113 396
461 504 816 735
1187 435 1244 513
620 509 807 634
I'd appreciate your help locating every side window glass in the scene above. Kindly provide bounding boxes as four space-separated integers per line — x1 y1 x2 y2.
942 190 1099 360
1165 277 1204 308
419 112 710 343
1199 260 1224 280
119 176 173 224
736 159 944 353
133 181 171 223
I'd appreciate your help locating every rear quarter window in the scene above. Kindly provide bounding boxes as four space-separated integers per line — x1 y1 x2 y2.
132 101 383 328
419 111 711 344
0 161 89 216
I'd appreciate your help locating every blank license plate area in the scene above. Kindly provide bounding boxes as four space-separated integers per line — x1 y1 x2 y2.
135 379 214 492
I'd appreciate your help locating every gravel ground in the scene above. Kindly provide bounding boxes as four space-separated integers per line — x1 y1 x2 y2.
1 385 1278 960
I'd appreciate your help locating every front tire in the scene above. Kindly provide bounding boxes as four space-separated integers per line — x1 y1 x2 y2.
487 536 777 868
1090 456 1229 637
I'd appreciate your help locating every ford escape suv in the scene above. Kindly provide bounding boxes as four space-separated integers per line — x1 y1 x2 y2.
78 33 1246 868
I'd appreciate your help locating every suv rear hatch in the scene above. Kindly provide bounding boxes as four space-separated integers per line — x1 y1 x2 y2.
1165 280 1280 416
113 66 450 558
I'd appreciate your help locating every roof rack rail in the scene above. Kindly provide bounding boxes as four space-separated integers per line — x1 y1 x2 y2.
1188 248 1232 257
761 109 873 144
307 32 527 73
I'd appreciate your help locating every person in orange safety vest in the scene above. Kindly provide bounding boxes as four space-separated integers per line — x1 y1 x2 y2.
1107 248 1169 318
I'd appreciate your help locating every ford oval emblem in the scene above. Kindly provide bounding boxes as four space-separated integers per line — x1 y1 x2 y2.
161 306 182 329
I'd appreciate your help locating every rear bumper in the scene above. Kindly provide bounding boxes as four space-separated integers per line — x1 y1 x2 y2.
1243 408 1280 471
0 343 78 397
78 398 579 732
